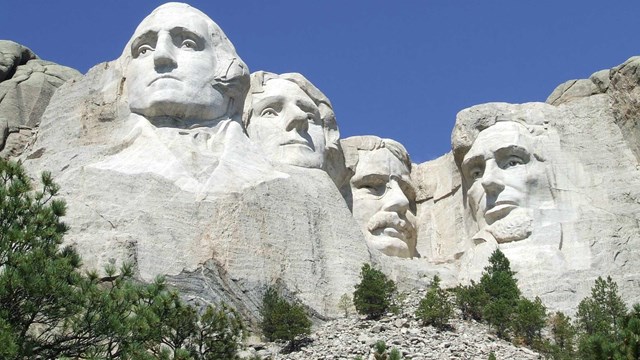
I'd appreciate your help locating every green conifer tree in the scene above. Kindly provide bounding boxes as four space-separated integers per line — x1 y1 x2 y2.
353 263 397 319
415 275 453 330
511 296 546 346
0 159 245 359
576 276 629 360
259 287 311 352
479 249 520 339
547 311 576 360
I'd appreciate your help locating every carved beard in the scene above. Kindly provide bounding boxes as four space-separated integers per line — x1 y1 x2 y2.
485 207 533 244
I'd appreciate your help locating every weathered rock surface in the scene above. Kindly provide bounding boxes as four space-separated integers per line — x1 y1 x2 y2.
20 50 375 322
414 57 640 315
4 2 640 330
0 40 80 158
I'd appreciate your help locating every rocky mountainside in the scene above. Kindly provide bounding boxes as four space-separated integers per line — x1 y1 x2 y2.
242 290 541 360
2 2 639 330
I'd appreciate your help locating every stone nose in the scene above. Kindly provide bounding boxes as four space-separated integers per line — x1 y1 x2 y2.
382 178 409 214
481 160 505 196
153 33 177 70
284 106 309 133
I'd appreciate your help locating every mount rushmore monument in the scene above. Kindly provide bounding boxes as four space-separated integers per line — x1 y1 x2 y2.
2 3 640 321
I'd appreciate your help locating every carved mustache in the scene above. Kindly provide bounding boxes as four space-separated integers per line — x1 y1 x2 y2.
366 211 415 239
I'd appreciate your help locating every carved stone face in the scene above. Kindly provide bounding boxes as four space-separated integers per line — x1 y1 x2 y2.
461 121 548 242
125 6 228 123
247 78 325 168
350 148 417 258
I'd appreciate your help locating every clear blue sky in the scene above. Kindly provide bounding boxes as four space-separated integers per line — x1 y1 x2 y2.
2 1 638 163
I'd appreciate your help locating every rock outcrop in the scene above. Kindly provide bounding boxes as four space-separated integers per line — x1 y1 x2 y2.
3 2 639 324
19 3 373 323
0 40 80 159
414 59 640 314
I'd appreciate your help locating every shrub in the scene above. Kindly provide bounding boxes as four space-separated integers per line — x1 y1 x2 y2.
453 280 487 321
338 293 353 317
353 263 397 319
576 276 629 360
547 311 576 360
512 296 546 346
479 249 520 338
415 275 453 330
372 340 403 360
259 287 311 351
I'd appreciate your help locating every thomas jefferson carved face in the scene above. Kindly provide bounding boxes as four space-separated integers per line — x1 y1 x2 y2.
461 121 549 242
247 78 326 168
350 148 417 258
125 5 228 124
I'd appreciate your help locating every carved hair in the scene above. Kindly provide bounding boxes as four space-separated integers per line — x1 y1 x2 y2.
451 103 549 169
342 135 412 173
242 71 340 152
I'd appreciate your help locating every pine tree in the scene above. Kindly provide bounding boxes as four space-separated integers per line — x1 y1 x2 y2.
353 263 397 319
547 311 576 360
576 276 629 360
479 249 520 339
511 296 546 346
0 159 246 359
415 275 453 330
259 287 311 352
453 280 487 321
0 159 81 358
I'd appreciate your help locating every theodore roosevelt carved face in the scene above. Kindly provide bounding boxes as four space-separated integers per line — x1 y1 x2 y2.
125 3 247 126
244 72 339 169
343 136 417 258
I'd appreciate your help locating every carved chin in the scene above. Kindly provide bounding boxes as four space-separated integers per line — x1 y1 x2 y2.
485 207 533 243
272 148 323 169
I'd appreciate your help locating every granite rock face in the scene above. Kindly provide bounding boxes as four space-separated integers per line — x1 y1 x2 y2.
6 2 640 323
415 59 640 314
0 40 80 159
19 3 372 322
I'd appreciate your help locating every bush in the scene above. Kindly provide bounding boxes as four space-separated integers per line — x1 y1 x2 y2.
547 311 576 360
479 249 520 338
453 280 487 321
415 275 453 330
372 340 403 360
338 293 353 317
576 276 629 360
353 263 397 319
512 296 546 346
259 287 311 351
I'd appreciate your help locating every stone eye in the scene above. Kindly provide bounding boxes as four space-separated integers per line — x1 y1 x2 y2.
181 39 197 49
307 113 316 122
138 44 153 56
505 156 524 168
260 108 277 117
359 181 387 197
470 168 483 180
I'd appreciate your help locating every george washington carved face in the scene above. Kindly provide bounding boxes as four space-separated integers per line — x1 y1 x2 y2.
125 3 245 126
